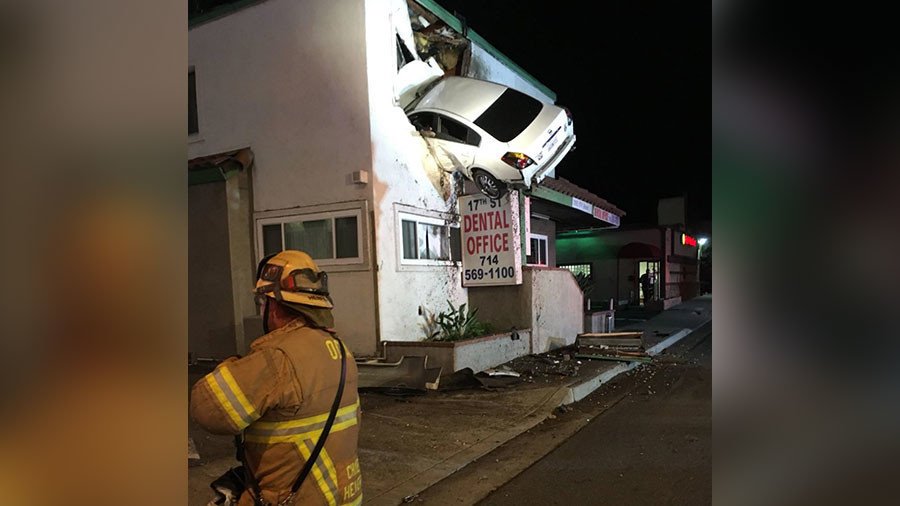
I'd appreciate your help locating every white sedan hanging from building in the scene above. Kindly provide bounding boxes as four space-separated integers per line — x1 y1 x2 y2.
405 76 576 199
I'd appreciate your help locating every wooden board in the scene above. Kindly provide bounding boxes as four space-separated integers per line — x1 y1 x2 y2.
577 331 644 338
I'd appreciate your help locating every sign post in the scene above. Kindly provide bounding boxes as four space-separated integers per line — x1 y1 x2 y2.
459 192 522 287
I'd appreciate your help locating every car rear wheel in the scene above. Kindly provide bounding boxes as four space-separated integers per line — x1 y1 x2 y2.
473 169 506 199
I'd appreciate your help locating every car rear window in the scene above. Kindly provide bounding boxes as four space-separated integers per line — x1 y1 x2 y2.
473 88 543 142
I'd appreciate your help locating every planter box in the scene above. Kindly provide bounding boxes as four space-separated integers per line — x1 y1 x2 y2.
383 329 531 374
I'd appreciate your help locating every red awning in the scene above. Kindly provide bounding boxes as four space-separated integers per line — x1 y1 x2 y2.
618 242 662 259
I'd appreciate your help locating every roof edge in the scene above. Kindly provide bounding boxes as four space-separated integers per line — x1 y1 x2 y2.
414 0 557 102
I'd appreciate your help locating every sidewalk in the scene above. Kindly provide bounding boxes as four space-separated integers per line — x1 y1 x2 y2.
187 296 711 505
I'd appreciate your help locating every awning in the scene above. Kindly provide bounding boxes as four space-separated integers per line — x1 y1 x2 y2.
531 177 624 230
618 242 662 259
188 147 253 185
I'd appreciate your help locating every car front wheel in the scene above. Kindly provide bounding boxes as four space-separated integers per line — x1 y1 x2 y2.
472 169 506 199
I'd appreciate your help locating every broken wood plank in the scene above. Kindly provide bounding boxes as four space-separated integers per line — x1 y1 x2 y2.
577 337 645 347
574 354 652 363
577 331 644 338
577 347 647 357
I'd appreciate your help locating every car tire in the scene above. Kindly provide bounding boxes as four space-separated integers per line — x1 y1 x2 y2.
472 169 506 199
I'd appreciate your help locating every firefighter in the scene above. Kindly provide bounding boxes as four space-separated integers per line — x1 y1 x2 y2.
190 250 362 506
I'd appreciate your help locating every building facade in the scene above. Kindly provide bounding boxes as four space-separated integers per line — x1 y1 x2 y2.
188 0 623 359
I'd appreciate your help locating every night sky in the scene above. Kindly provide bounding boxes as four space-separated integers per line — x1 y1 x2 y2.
434 0 708 227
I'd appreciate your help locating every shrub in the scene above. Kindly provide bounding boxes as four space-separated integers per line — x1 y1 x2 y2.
422 300 493 342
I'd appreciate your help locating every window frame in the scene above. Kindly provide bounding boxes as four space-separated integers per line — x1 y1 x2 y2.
188 67 199 136
526 233 549 266
559 262 593 279
394 204 461 270
256 209 363 267
435 114 481 146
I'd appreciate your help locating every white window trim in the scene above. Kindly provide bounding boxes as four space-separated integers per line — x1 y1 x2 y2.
397 211 459 267
256 208 363 266
527 233 549 266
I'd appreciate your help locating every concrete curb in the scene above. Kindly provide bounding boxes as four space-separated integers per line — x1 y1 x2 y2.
561 326 694 405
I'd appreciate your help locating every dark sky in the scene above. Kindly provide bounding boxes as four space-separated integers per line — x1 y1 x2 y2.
434 0 708 226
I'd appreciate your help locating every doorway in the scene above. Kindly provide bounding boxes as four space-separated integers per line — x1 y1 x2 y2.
637 261 660 304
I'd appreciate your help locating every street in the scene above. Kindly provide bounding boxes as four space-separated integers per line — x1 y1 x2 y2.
417 322 711 505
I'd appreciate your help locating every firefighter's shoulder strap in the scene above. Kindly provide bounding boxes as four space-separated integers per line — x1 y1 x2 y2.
284 334 347 503
242 334 348 506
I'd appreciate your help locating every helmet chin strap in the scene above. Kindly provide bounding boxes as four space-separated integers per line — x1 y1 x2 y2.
262 298 271 334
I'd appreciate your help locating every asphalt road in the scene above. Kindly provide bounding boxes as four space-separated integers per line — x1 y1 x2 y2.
479 323 711 506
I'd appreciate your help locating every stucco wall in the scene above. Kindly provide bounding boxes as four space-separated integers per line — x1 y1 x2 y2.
189 0 373 211
467 45 554 104
189 0 380 355
529 267 583 352
189 181 236 358
366 0 468 345
469 267 583 354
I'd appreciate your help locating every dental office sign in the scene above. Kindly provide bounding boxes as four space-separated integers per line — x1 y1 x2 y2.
459 192 523 287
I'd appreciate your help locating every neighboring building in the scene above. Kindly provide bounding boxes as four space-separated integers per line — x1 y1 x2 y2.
556 197 700 310
188 0 623 359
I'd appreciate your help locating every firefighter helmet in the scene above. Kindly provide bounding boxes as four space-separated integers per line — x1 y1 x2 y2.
254 250 333 309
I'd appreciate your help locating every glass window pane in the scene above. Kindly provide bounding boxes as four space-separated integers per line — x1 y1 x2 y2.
450 227 461 261
262 224 282 257
417 223 429 259
438 116 468 143
539 239 547 265
284 219 333 259
428 224 449 260
402 220 417 259
527 238 539 264
188 71 198 134
335 216 358 259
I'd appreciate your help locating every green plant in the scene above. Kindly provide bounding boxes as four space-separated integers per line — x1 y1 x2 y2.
425 300 494 342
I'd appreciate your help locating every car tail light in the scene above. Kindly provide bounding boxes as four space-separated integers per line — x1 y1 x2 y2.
501 152 535 170
564 107 573 125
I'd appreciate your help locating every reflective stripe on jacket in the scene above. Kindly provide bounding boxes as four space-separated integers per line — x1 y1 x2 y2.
190 319 362 506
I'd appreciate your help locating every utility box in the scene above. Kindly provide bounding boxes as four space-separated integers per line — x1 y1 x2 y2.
584 309 615 333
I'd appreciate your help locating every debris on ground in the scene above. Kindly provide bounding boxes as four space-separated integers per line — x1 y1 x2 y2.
357 356 442 394
481 367 521 377
554 404 574 415
188 437 200 462
575 331 652 363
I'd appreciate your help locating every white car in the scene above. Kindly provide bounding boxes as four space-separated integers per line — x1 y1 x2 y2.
405 76 576 199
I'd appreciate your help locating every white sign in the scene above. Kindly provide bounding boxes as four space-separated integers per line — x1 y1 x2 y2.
459 192 522 286
592 207 621 227
571 197 593 214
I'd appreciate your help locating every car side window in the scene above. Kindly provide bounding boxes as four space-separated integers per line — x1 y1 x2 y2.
436 115 481 146
408 112 437 134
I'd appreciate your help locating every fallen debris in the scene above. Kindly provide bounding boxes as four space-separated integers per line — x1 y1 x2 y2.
481 367 521 378
188 437 200 462
574 353 652 363
357 356 442 394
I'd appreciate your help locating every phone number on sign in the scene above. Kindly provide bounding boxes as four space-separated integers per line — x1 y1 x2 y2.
464 267 516 281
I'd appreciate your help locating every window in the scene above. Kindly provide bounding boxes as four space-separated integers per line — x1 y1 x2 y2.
399 212 461 265
526 233 548 266
560 263 592 279
396 33 415 70
258 210 361 265
437 115 481 146
188 69 199 135
474 87 543 142
408 112 436 133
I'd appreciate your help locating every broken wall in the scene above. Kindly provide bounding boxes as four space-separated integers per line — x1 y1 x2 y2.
365 0 468 345
190 0 379 355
